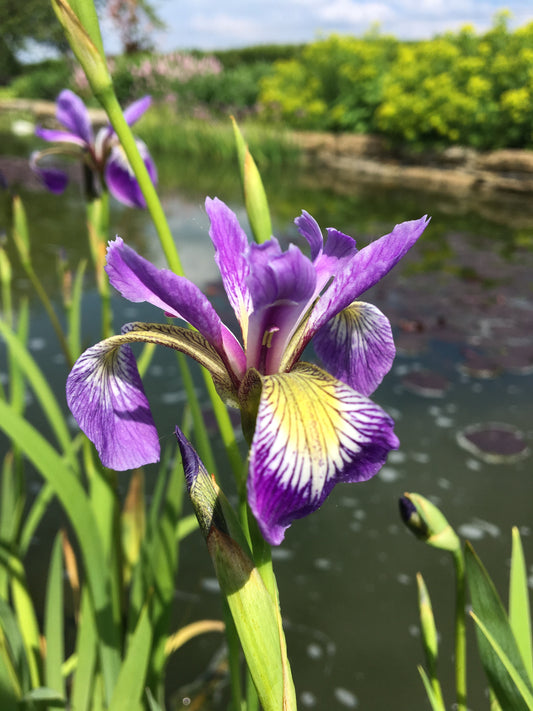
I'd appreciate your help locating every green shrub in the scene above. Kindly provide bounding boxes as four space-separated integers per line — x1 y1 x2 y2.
258 34 398 132
376 16 533 149
7 59 71 100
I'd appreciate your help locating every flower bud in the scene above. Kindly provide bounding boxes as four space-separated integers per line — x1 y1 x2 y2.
51 0 112 98
399 492 461 552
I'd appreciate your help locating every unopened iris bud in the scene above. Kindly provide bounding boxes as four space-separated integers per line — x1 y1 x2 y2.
399 492 460 552
51 0 112 98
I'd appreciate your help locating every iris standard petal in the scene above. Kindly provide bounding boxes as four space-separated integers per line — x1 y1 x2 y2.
313 301 395 396
294 210 324 260
248 362 399 545
66 338 160 471
123 95 152 125
105 238 246 377
246 241 317 373
295 212 358 283
56 89 94 145
308 215 430 337
205 197 252 338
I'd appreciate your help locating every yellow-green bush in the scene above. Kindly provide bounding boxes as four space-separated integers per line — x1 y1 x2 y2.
259 34 398 132
259 14 533 149
376 15 533 148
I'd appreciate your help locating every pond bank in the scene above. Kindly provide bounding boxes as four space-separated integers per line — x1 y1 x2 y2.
3 97 533 204
293 131 533 199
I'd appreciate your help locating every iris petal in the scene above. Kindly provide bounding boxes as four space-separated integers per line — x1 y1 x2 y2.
123 95 152 125
66 338 159 471
313 301 395 396
105 140 157 208
248 362 399 544
105 237 246 377
206 197 252 339
308 215 430 336
56 89 93 145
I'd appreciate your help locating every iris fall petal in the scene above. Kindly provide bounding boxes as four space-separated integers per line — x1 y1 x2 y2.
248 362 399 544
66 339 160 471
313 301 395 396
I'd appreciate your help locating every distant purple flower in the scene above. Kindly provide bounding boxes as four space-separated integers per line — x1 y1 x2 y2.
66 198 429 544
31 89 157 208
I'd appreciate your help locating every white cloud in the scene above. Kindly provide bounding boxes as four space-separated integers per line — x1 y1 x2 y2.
317 1 394 25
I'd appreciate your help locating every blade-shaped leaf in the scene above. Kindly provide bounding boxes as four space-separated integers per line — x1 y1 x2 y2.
418 666 446 711
471 612 533 710
71 588 97 711
232 116 272 245
509 527 533 684
108 603 153 711
0 401 121 700
465 542 533 711
44 533 65 697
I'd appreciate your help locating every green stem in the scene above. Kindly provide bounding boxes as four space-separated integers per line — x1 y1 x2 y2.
25 264 73 366
86 193 112 339
453 547 467 711
96 88 183 277
247 511 297 710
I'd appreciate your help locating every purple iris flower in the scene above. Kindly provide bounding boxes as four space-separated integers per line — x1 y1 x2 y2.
66 197 429 544
31 89 157 208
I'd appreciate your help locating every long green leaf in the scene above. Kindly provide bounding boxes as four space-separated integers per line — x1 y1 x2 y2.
0 401 121 702
44 533 65 697
471 612 533 710
510 528 533 684
0 609 23 708
0 542 42 688
109 604 153 711
0 596 28 695
71 588 98 711
232 116 272 244
68 259 87 360
0 319 76 468
465 542 533 711
418 666 446 711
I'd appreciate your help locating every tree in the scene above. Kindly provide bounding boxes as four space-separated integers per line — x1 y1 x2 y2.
107 0 166 54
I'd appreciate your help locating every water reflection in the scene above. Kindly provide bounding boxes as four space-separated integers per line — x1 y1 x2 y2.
1 149 532 710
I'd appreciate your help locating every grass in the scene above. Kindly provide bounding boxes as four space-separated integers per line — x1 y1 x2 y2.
135 104 301 169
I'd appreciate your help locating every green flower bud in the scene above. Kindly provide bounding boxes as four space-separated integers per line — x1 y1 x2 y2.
399 492 461 552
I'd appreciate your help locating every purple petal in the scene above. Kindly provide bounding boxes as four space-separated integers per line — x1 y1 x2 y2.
105 238 246 376
308 215 430 337
295 210 324 260
123 95 152 125
35 126 87 148
295 212 358 284
66 339 160 470
30 152 69 193
246 241 317 373
56 90 93 145
248 362 399 545
175 426 201 491
205 197 252 334
313 301 395 396
105 139 157 208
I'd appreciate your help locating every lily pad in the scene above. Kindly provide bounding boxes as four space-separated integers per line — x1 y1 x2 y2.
402 370 450 397
459 349 500 379
456 422 529 464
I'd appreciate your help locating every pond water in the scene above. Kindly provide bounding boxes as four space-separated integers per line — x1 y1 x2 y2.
2 149 533 710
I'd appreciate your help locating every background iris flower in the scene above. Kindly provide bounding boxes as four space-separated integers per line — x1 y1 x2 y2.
31 89 157 208
66 197 429 543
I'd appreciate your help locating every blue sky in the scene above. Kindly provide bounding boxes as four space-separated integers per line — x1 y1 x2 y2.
101 1 533 52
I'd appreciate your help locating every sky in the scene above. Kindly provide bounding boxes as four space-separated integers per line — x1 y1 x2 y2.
100 0 533 53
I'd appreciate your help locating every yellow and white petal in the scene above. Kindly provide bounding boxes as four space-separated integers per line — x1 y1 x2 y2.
247 362 399 545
